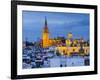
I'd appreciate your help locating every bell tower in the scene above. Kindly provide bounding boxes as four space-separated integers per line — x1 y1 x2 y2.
42 17 50 48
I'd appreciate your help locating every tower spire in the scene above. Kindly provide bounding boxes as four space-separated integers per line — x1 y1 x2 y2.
44 16 49 33
42 16 50 48
45 16 47 26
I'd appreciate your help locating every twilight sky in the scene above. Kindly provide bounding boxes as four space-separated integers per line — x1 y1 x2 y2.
22 11 90 42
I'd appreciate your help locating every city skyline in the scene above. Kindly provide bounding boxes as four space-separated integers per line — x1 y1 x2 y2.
22 11 90 42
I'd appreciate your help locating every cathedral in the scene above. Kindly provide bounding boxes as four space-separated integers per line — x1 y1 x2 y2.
42 17 90 56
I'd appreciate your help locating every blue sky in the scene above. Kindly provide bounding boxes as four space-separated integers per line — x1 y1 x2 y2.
22 11 90 42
